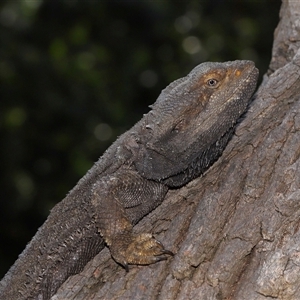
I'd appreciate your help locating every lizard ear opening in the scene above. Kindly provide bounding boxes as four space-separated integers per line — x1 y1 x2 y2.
172 119 188 133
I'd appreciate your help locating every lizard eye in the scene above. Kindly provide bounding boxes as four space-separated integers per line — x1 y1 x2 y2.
206 78 219 87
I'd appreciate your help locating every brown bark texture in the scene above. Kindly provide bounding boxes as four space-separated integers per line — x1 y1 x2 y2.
53 1 300 299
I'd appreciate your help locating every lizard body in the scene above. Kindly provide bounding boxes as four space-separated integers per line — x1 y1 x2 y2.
0 60 258 299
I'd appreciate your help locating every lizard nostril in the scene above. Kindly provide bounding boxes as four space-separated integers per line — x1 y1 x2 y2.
235 70 241 76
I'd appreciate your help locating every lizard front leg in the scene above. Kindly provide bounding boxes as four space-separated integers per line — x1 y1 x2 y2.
91 168 172 269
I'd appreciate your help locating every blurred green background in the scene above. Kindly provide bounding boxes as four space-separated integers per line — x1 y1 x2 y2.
0 0 280 277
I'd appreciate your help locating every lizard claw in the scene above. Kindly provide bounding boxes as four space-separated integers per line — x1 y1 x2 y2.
123 262 129 272
125 233 173 265
110 233 173 268
160 249 174 256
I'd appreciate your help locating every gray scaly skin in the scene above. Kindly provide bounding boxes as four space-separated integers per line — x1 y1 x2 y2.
0 60 258 299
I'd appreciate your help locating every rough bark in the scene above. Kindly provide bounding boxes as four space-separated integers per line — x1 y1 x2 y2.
53 1 300 299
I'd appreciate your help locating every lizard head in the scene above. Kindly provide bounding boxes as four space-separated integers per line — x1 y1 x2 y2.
134 60 259 186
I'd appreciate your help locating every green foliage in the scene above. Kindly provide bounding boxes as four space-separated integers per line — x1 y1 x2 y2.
0 0 280 276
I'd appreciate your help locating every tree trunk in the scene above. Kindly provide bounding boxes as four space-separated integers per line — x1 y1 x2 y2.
53 1 300 299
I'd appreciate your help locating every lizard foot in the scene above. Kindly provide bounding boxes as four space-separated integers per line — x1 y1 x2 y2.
110 233 173 271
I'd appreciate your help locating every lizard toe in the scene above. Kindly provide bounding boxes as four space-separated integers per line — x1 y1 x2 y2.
124 233 173 265
110 233 173 267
